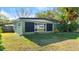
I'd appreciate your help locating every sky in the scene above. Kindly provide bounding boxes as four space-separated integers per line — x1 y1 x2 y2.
0 7 55 20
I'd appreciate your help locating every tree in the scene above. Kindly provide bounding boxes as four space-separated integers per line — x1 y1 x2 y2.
36 10 55 20
58 7 79 21
57 7 79 32
0 14 11 26
14 8 32 18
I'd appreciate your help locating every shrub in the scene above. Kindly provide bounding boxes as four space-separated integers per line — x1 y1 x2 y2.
57 21 78 32
54 29 60 32
0 26 3 33
0 34 5 51
0 45 5 51
68 22 78 32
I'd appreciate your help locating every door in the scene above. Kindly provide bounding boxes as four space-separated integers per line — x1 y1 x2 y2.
25 22 34 32
47 23 52 31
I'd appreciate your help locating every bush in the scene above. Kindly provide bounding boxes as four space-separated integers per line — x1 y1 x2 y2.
57 21 78 32
0 45 5 51
0 34 5 51
0 26 3 33
54 29 60 32
68 22 78 32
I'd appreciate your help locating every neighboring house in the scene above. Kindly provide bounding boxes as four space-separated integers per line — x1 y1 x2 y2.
2 23 14 32
14 17 59 35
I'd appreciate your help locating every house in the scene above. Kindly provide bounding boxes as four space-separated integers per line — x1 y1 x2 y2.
2 23 14 32
14 17 59 35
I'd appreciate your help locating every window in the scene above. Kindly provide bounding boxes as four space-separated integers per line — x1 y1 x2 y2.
34 23 46 32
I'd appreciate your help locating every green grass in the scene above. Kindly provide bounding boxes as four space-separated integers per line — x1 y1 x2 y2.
1 32 79 51
1 33 40 51
23 32 79 46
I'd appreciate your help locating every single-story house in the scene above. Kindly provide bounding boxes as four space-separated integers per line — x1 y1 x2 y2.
14 17 59 35
2 23 14 32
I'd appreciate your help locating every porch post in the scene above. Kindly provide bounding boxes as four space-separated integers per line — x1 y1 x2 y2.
53 23 55 32
45 23 47 32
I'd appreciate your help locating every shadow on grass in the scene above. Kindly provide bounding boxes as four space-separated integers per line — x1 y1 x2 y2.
23 32 79 46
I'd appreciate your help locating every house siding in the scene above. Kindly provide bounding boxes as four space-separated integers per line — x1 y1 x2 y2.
14 21 23 35
22 19 53 33
14 18 59 35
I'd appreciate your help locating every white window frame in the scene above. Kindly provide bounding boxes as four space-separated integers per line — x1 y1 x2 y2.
34 23 46 32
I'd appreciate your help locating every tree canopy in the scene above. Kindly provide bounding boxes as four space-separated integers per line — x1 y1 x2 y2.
57 7 79 21
36 10 55 20
36 7 79 32
56 7 79 32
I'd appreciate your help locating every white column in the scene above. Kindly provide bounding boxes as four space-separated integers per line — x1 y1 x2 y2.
53 23 55 32
45 23 47 32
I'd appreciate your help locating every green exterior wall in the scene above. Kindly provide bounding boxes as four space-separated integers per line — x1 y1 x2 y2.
14 19 59 35
14 21 23 35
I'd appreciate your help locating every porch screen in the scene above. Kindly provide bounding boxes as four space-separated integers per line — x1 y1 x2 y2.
25 22 34 32
47 23 52 31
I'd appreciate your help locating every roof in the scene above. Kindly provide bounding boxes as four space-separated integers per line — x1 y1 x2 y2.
19 17 49 20
14 17 59 23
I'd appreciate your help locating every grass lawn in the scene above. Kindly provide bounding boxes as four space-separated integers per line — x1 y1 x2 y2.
23 32 79 46
23 32 79 51
1 32 79 51
1 33 40 51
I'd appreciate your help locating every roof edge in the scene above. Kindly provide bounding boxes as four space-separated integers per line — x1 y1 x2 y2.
18 17 50 20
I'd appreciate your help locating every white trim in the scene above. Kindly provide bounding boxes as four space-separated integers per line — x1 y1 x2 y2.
34 22 47 32
15 19 53 23
52 23 55 32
